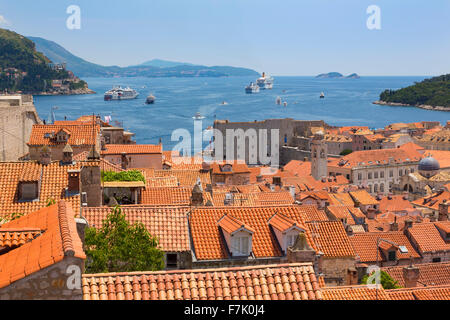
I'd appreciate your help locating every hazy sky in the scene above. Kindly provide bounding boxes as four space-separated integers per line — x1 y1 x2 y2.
1 0 449 76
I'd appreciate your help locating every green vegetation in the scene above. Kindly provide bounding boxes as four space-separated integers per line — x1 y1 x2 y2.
84 206 165 273
361 270 401 289
340 149 353 156
379 74 450 108
101 170 146 183
0 28 71 93
0 212 24 224
69 80 87 90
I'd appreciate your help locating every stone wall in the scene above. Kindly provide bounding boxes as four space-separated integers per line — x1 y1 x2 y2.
0 256 84 300
0 96 41 161
321 257 356 286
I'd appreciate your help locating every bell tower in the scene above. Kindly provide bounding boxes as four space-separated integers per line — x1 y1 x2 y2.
310 131 328 180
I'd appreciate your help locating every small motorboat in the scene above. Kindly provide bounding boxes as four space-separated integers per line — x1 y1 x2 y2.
145 94 155 104
276 96 282 105
283 101 288 107
320 92 325 99
193 112 205 120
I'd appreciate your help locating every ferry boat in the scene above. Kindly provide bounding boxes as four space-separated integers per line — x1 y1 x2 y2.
145 94 155 104
320 92 325 99
256 72 274 90
245 82 260 94
193 112 205 120
104 86 139 101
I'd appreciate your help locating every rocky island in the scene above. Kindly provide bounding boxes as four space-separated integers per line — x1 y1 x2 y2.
374 74 449 111
0 28 94 96
316 72 360 79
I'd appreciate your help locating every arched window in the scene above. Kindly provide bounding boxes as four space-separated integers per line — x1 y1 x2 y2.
380 183 384 192
374 184 378 192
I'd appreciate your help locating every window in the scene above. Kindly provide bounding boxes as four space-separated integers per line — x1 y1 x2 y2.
411 168 414 173
380 171 384 178
166 254 178 268
374 172 378 179
358 173 362 181
389 170 394 177
374 184 378 192
399 169 403 176
388 250 396 261
432 257 441 263
286 234 297 248
368 185 373 193
19 182 38 201
368 173 372 180
232 236 250 256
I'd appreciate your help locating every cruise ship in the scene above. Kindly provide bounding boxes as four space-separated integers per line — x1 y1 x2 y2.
256 72 274 90
245 82 260 94
104 86 139 101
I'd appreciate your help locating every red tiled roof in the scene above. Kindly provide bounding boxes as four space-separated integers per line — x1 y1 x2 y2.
283 160 312 177
28 124 100 146
218 214 255 234
0 201 85 289
0 160 100 219
349 232 420 263
268 212 304 233
101 144 162 155
378 195 413 213
386 285 450 300
0 228 41 249
140 187 193 206
412 191 450 211
210 161 250 175
306 221 355 258
349 190 379 206
383 262 450 287
189 206 318 260
328 148 422 169
82 263 323 300
322 285 389 300
406 222 450 253
154 169 211 188
82 206 190 252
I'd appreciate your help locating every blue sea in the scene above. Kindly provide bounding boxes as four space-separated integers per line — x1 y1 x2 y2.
33 76 449 150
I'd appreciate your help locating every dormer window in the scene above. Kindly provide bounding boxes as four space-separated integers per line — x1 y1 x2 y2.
220 164 233 172
56 129 71 143
19 182 39 201
217 214 254 257
388 250 396 261
268 212 307 254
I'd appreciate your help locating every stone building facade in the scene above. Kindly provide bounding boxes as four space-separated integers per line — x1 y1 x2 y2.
0 95 41 161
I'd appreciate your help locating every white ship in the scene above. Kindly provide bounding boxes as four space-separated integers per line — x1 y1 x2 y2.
245 82 260 94
256 72 274 90
320 92 325 99
104 86 139 101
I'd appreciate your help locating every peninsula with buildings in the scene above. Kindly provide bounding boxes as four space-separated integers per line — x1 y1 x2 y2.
0 28 94 95
374 74 450 111
0 93 450 300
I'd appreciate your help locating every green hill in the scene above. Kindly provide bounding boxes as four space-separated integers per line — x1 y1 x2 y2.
379 74 450 109
27 36 260 78
0 28 71 93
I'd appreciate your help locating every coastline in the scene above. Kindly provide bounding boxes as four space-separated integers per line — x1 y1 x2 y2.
373 100 449 112
33 88 96 96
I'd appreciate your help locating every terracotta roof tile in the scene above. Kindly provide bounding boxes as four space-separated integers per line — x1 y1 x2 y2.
28 124 100 146
306 221 355 258
349 232 420 263
189 205 318 260
0 201 85 289
383 262 450 287
386 285 450 300
218 214 255 234
82 206 190 252
322 285 389 300
101 144 162 155
349 190 379 206
82 263 323 300
406 222 450 253
0 160 100 219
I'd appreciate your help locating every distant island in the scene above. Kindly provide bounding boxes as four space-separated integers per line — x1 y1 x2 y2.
316 72 360 79
0 28 93 95
373 74 450 111
28 37 260 78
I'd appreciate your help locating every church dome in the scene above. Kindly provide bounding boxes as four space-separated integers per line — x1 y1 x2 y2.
418 157 440 172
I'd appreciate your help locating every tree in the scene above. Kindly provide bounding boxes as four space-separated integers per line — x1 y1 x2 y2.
84 206 165 273
361 270 401 289
340 149 353 156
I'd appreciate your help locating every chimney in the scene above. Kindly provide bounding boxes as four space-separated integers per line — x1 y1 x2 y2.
404 219 413 230
367 208 376 219
190 184 204 206
39 146 51 165
67 169 81 194
303 157 308 162
201 161 211 172
438 201 449 221
402 263 420 288
288 185 296 199
287 232 316 264
256 175 263 183
346 267 358 286
389 216 398 231
62 144 73 164
387 193 393 200
402 191 409 200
